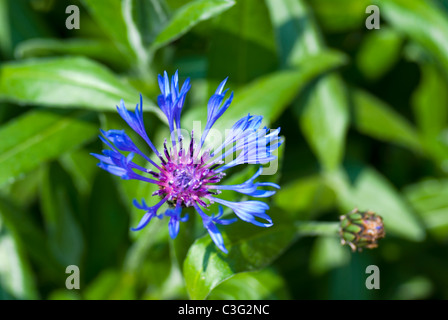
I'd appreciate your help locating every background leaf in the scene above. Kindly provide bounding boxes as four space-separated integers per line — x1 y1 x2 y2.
207 0 276 86
39 163 84 267
356 28 403 80
352 88 422 152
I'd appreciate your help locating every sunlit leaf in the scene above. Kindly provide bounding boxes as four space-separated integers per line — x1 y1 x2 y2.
151 0 235 50
299 75 349 171
0 110 97 186
380 0 448 75
184 221 296 300
0 57 162 117
207 268 289 299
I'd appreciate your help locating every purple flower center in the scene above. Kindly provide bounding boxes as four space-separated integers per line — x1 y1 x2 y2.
152 137 224 208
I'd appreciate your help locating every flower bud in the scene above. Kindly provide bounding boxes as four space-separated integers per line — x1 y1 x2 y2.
340 208 385 252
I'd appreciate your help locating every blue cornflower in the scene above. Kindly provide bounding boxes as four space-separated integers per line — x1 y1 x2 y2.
92 71 282 253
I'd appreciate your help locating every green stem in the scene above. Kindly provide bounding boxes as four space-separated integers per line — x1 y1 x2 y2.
295 221 340 237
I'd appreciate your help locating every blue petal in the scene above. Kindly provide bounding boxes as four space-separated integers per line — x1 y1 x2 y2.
201 79 234 146
165 205 182 239
213 198 273 228
116 95 159 156
131 198 167 231
211 166 280 198
194 204 231 253
215 127 282 172
157 70 191 133
168 215 180 239
205 221 228 254
212 206 238 225
131 211 155 231
212 114 263 157
97 162 128 178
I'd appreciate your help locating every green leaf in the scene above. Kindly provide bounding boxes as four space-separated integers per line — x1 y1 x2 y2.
39 163 84 267
131 0 170 47
0 110 97 186
0 57 162 116
207 268 289 299
151 0 235 50
265 0 320 67
352 88 422 152
356 28 403 80
183 221 296 300
412 63 448 139
207 0 276 85
326 167 425 241
404 179 448 240
15 38 130 69
380 0 448 76
0 217 38 299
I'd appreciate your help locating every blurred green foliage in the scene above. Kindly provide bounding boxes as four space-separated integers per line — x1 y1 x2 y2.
0 0 448 300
